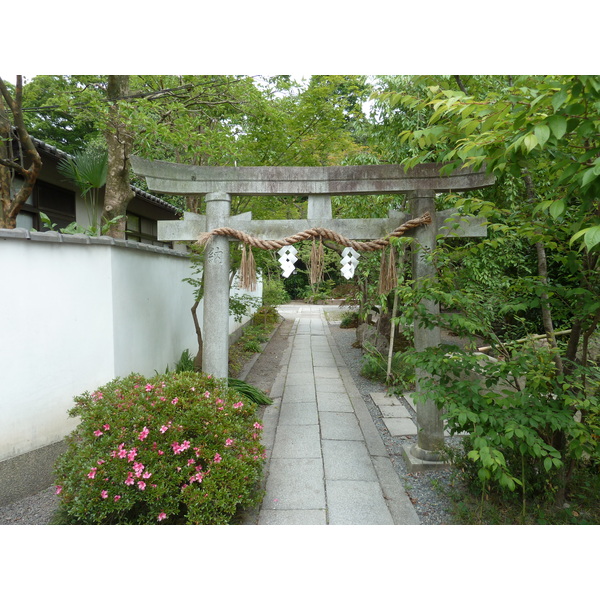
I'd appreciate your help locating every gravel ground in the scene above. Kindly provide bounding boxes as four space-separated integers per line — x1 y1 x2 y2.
325 308 460 525
0 305 461 526
0 485 58 525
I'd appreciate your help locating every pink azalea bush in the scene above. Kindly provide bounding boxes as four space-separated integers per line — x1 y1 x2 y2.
54 372 266 524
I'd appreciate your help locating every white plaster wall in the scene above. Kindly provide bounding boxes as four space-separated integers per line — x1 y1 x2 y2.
110 248 198 377
0 236 264 462
0 240 115 461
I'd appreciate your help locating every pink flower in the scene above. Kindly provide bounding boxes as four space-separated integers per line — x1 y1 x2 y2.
213 453 222 464
172 440 190 454
125 473 135 486
127 448 137 462
157 512 167 522
157 450 164 455
159 424 169 434
133 462 145 477
253 422 263 430
93 430 103 437
189 472 203 484
97 459 105 465
142 471 152 479
187 459 196 466
100 490 108 499
138 426 149 441
87 467 97 479
233 402 244 409
215 398 223 404
225 438 233 446
138 481 146 491
55 486 62 495
114 495 121 502
103 424 110 431
145 384 155 392
171 397 179 405
191 387 196 392
218 406 224 411
204 391 211 398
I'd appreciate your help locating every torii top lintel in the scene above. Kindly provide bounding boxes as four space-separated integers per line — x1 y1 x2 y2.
130 156 495 196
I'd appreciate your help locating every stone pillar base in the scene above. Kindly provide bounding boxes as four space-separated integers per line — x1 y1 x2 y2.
401 443 450 473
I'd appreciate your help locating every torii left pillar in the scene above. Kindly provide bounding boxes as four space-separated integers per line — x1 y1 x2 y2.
203 192 231 378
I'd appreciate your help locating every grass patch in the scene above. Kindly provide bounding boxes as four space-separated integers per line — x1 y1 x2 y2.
228 313 280 378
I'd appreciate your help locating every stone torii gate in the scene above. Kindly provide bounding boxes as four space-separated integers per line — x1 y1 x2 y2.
131 156 494 467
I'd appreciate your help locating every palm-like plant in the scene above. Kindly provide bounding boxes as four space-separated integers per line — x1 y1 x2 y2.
57 146 108 235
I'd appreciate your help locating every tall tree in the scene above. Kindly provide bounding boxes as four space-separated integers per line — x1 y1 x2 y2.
0 76 43 229
101 75 135 238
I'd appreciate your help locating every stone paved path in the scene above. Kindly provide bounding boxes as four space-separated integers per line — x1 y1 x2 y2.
254 304 420 525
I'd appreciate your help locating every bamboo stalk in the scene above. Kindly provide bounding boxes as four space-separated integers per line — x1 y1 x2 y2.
477 329 572 353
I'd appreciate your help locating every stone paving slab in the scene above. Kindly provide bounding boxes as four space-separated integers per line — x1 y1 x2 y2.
313 366 341 378
326 480 395 525
402 392 417 411
285 372 315 386
263 458 325 510
383 417 418 436
370 392 402 406
316 392 354 413
278 402 319 426
320 411 364 441
271 424 322 459
315 378 345 393
282 385 316 403
322 440 378 481
380 404 413 419
258 509 327 525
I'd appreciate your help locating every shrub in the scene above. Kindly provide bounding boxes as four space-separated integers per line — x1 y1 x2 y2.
54 372 266 524
262 279 290 306
340 311 359 329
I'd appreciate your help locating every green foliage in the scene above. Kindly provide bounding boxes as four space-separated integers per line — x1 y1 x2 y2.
340 311 359 329
251 305 280 326
360 343 415 389
54 372 265 524
227 378 273 406
56 145 109 234
375 75 600 252
39 212 124 237
174 349 196 373
405 342 599 499
228 320 278 378
262 278 290 306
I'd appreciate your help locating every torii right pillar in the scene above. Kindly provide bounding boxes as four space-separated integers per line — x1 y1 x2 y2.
404 189 445 470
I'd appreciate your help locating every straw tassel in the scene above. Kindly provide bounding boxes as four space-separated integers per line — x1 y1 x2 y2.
240 244 257 291
378 245 397 295
309 237 324 285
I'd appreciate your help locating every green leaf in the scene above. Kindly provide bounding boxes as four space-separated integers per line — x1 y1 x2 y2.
544 457 553 471
552 88 568 111
547 115 567 139
581 167 598 188
549 199 566 220
523 133 538 153
534 124 550 148
533 199 553 215
584 225 600 250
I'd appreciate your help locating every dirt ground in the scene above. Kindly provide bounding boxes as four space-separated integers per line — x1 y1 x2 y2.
242 316 294 395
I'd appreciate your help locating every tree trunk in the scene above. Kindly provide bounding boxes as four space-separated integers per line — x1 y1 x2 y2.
0 76 42 228
103 75 134 238
191 299 203 370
